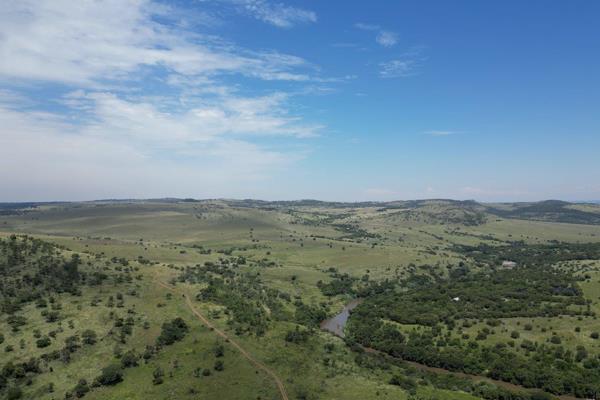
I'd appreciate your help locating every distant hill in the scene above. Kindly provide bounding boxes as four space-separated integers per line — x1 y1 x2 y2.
3 198 600 225
484 200 600 225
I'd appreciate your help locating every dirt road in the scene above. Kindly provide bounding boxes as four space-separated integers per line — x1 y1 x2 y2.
155 278 289 400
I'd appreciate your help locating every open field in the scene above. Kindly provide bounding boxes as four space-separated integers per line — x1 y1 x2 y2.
1 199 600 399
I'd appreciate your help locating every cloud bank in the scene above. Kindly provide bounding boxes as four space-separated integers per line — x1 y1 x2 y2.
0 0 322 200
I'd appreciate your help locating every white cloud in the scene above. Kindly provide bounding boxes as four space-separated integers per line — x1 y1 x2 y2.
74 91 320 142
0 100 305 201
355 22 398 47
0 0 315 86
0 0 323 201
376 31 398 47
354 23 380 31
379 59 417 78
242 0 317 28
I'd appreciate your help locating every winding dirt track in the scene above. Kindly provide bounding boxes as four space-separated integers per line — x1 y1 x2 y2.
154 278 289 400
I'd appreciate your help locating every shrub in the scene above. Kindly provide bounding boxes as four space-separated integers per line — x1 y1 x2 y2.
81 330 97 345
36 337 51 348
389 375 417 393
73 379 90 398
95 364 123 386
156 317 188 346
285 327 309 344
152 367 164 385
120 351 139 368
6 386 22 400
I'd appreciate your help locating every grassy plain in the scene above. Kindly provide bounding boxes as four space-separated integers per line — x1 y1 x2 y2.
1 199 600 399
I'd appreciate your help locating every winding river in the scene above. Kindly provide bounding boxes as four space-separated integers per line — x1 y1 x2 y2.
320 299 579 400
319 298 362 337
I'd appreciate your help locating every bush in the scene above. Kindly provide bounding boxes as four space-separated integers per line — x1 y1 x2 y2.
6 386 22 400
152 367 164 385
36 337 51 348
591 332 599 340
81 330 97 345
95 364 123 386
156 317 188 346
120 351 139 368
73 379 90 398
389 375 417 393
214 343 224 357
214 360 224 371
285 327 309 344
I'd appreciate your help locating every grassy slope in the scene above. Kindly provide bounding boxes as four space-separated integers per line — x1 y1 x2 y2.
1 201 600 399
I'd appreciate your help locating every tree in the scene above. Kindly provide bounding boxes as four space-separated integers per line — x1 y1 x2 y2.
214 360 224 371
156 317 188 346
73 379 90 398
152 367 164 385
81 329 97 345
95 364 123 386
213 343 225 357
36 337 51 348
120 351 139 368
6 386 22 400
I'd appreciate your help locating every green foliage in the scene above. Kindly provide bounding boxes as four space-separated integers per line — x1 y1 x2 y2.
156 317 188 346
152 367 164 385
317 272 356 296
0 236 85 315
95 364 123 386
81 329 97 345
389 374 417 394
35 336 51 348
347 250 600 398
356 264 586 328
294 302 327 327
120 351 139 368
284 326 310 344
183 260 287 335
72 379 90 398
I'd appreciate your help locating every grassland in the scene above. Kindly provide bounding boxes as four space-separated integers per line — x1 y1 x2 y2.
1 199 599 400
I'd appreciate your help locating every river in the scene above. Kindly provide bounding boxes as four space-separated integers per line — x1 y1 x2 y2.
320 299 580 400
319 298 363 337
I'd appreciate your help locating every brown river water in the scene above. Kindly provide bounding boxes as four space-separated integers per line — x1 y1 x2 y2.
319 298 363 337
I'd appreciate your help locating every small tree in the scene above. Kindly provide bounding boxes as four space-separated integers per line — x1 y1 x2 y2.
73 379 90 398
152 367 164 385
81 329 97 345
95 364 123 386
121 351 139 368
36 337 52 348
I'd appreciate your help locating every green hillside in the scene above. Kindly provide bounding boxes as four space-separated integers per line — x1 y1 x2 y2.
0 200 599 400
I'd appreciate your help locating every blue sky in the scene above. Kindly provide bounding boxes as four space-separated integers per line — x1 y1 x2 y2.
1 0 599 202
